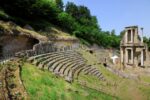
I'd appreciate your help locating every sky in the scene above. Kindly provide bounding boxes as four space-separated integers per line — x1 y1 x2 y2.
63 0 150 37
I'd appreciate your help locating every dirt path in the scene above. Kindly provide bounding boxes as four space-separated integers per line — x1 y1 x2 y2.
0 59 28 100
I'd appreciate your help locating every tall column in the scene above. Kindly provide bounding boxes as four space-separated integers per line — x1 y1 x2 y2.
141 49 144 66
125 31 128 43
121 48 124 63
131 48 134 64
131 30 133 43
141 28 143 43
125 49 128 64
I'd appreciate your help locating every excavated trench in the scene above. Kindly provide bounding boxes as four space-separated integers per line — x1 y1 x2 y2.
0 35 39 59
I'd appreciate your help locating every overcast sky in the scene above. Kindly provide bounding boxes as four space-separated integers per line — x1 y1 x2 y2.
63 0 150 37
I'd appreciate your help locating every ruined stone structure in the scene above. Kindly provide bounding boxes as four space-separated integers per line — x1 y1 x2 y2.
120 26 149 68
0 21 80 60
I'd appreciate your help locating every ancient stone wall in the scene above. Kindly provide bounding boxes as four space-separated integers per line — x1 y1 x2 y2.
0 38 80 59
0 35 39 59
16 40 80 57
53 40 79 51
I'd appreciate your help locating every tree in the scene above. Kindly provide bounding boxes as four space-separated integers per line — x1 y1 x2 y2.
78 6 91 19
55 0 64 11
0 0 59 21
120 30 125 38
111 29 116 36
65 2 78 18
143 36 150 51
57 12 76 32
65 2 91 21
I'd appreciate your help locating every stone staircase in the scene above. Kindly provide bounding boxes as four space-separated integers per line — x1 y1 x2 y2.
28 50 105 82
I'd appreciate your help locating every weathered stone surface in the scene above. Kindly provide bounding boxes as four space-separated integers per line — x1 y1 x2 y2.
120 26 149 68
23 25 34 31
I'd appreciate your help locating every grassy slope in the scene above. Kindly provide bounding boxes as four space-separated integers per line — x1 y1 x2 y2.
21 63 117 100
77 49 150 100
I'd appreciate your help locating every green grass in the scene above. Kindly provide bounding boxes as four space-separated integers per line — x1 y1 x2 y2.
21 63 117 100
77 49 150 100
0 9 10 20
140 75 150 83
79 64 150 100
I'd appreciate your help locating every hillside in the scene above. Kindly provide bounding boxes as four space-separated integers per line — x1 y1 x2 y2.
0 20 118 100
0 0 150 100
0 19 150 100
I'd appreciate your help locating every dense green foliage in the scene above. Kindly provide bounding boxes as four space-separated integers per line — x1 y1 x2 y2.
0 0 121 48
143 36 150 51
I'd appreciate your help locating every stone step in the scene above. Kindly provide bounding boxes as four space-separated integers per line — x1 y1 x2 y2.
66 62 85 77
29 50 78 62
46 57 79 71
69 64 86 79
82 67 92 74
28 50 76 62
27 52 58 62
54 58 85 74
92 70 100 76
64 76 73 83
59 62 77 76
37 53 84 69
26 50 94 82
53 61 73 77
33 54 66 67
86 68 98 75
74 65 92 79
64 62 85 76
37 53 82 68
63 61 85 77
96 73 104 80
37 54 74 68
79 65 105 81
37 55 64 68
32 55 53 65
74 66 85 79
50 57 82 72
43 57 68 70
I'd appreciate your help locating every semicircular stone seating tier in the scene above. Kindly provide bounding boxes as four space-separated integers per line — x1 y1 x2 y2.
28 50 105 82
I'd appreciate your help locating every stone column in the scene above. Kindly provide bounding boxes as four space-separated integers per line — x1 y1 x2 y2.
131 48 134 64
121 48 124 63
141 49 144 66
131 30 133 43
145 46 149 67
125 31 128 43
125 49 128 64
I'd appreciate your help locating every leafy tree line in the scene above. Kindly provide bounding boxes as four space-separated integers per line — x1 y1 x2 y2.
143 37 150 51
0 0 121 48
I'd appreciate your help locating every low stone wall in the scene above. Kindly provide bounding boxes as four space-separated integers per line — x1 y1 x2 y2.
15 41 80 58
106 66 139 80
52 39 80 50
